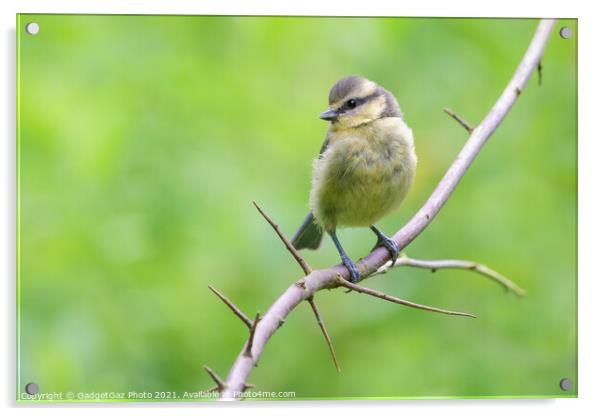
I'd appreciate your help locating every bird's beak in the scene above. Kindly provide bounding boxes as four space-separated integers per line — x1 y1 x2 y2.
319 108 338 121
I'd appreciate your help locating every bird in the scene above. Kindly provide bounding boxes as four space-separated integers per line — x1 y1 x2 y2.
291 75 417 283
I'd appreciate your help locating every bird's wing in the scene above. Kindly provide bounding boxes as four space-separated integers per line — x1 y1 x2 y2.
290 134 331 250
291 212 323 250
318 135 330 156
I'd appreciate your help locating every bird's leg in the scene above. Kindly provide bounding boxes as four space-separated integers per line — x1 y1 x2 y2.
370 225 400 267
328 231 361 283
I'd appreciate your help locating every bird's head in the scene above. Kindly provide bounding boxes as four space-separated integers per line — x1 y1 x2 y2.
319 75 402 130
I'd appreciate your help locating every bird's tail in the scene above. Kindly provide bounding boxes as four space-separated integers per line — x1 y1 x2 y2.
291 212 323 250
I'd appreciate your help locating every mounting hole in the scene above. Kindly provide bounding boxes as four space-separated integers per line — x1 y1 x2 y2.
559 27 572 39
24 382 39 395
559 377 573 391
25 22 40 35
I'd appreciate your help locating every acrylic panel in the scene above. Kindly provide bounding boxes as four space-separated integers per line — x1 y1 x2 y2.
16 14 577 402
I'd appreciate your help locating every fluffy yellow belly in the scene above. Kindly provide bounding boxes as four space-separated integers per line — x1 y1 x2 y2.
310 130 415 232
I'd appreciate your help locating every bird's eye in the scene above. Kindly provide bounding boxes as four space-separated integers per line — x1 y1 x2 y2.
346 99 357 109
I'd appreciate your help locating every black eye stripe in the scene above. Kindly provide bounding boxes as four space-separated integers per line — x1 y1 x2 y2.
337 91 380 113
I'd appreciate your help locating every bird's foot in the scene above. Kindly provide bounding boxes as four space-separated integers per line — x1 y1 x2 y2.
374 236 400 267
341 255 361 284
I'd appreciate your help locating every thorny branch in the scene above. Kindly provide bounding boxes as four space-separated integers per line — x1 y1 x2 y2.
374 255 526 297
202 19 555 399
254 201 340 371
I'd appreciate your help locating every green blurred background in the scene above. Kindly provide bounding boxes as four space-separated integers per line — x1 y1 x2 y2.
17 15 577 400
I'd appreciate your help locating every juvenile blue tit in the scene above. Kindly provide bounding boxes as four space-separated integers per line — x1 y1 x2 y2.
291 75 417 283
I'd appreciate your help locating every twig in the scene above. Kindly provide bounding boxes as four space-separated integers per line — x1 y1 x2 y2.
335 276 476 318
253 201 312 275
443 107 474 132
244 312 261 358
374 255 527 297
208 285 253 329
218 20 555 399
307 296 341 372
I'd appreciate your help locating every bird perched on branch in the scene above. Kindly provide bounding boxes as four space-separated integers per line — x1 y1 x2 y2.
291 75 417 283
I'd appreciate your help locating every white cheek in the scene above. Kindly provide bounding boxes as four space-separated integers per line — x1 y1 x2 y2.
364 100 381 117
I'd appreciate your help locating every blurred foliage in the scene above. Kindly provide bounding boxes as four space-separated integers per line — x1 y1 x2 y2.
17 15 576 400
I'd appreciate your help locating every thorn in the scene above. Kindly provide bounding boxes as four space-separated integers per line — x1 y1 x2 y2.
308 296 341 372
443 107 474 133
244 312 261 358
336 275 476 318
208 285 253 329
203 365 226 392
253 201 313 275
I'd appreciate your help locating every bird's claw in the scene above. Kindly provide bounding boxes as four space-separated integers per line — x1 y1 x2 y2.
341 256 361 283
379 237 400 267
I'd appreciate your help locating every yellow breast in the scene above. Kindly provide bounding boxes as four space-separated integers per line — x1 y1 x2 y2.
310 118 417 232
